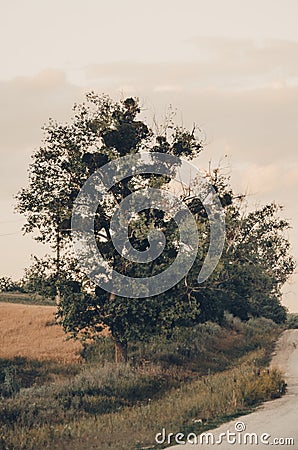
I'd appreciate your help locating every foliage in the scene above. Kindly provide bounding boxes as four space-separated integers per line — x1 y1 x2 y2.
0 276 23 293
0 292 55 306
241 368 286 406
20 256 57 299
286 313 298 329
20 254 85 302
16 93 295 361
0 366 20 398
184 186 294 324
82 316 280 377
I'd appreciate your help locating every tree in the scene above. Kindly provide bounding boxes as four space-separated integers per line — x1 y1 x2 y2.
225 201 294 322
158 170 295 327
16 93 206 362
183 172 295 324
0 277 21 293
16 93 295 363
16 94 115 303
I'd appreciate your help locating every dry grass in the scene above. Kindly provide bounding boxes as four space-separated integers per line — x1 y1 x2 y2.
0 302 82 362
0 314 284 449
0 350 285 450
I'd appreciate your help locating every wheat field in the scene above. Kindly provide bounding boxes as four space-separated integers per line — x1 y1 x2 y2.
0 302 82 362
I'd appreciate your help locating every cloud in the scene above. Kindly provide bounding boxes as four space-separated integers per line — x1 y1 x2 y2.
0 70 83 201
153 84 182 92
187 37 298 86
238 163 281 194
83 36 298 167
84 63 298 166
0 69 82 152
86 37 298 92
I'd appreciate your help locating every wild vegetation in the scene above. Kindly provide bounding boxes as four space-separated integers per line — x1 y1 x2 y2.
286 313 298 329
0 314 286 449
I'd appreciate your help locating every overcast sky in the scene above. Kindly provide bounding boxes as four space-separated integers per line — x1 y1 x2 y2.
1 0 297 311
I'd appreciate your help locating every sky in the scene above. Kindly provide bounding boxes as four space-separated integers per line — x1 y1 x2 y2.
0 0 297 311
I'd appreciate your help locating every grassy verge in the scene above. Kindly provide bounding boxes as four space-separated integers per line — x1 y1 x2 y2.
0 292 55 306
0 317 285 449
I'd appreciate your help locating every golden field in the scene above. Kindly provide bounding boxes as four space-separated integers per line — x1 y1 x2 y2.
0 301 82 362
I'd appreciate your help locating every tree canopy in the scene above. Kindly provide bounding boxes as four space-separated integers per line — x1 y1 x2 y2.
16 93 295 362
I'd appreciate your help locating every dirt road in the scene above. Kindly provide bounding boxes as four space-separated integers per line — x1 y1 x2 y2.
167 329 298 449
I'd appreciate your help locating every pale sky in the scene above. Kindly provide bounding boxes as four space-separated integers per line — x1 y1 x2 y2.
0 0 297 311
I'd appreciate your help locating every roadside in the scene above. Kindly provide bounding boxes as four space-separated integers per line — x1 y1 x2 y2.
167 329 298 450
0 313 288 449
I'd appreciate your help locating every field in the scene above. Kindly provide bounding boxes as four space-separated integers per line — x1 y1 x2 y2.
0 301 81 362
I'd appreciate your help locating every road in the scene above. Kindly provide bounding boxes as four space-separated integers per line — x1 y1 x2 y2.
166 329 298 449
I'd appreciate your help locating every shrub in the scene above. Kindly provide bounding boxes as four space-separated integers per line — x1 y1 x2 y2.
223 312 246 332
286 313 298 329
0 367 20 398
241 368 286 406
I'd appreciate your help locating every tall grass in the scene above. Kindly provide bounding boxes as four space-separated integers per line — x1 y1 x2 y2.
0 317 284 450
0 352 285 450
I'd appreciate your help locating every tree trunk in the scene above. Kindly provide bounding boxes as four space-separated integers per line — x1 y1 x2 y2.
114 338 128 364
55 284 61 306
109 292 128 363
55 226 61 306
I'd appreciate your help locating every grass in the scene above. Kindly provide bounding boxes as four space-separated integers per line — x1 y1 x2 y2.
0 355 285 449
0 302 81 362
61 356 284 450
0 315 285 449
0 292 55 306
83 316 279 375
0 357 80 391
